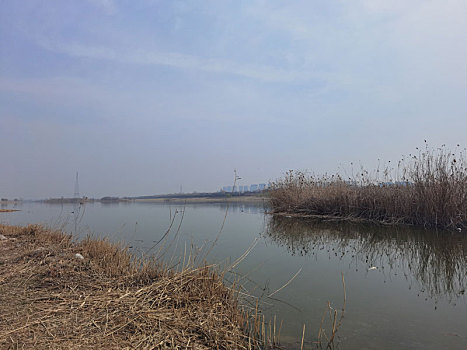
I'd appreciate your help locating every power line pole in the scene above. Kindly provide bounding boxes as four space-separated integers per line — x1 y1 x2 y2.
74 172 80 199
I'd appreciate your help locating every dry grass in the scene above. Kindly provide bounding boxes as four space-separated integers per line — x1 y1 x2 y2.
0 224 263 349
269 145 467 230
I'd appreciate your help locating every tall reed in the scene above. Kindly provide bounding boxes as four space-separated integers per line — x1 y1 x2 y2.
269 145 467 230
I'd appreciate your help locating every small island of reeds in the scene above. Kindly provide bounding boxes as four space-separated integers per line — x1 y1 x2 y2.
269 144 467 230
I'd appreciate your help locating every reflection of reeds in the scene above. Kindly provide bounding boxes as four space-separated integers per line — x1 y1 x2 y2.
269 145 467 230
266 216 467 300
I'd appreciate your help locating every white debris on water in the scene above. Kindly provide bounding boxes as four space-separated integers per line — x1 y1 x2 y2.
75 253 84 260
368 266 377 271
0 234 7 240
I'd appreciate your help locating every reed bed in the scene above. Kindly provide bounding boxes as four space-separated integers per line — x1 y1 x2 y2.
269 145 467 230
0 224 269 349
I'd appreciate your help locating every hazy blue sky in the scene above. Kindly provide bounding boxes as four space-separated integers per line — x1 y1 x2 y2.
1 0 466 199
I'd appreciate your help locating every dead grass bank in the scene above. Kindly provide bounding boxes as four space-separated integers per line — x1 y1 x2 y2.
0 224 257 349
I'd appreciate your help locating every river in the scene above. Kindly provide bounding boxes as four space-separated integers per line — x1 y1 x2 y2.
1 201 466 349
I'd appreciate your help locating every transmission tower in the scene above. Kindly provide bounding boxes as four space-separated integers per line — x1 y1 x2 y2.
73 172 80 199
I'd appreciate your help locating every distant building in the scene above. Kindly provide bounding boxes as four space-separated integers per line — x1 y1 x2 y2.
250 184 258 192
258 183 267 191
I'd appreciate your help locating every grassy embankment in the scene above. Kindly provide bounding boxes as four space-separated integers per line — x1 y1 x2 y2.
0 224 280 349
269 145 467 230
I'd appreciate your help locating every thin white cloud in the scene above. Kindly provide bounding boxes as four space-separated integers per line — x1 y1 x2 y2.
247 0 467 89
38 40 324 84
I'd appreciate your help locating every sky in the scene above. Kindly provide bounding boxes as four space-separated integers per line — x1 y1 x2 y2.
1 0 466 199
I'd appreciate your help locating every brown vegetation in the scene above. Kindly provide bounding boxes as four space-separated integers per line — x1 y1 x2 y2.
0 224 259 349
269 145 467 230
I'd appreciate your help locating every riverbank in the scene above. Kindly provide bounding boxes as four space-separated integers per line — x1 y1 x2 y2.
42 194 267 205
0 224 259 349
133 195 267 204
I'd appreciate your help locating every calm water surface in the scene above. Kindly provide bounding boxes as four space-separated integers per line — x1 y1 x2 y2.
1 201 466 349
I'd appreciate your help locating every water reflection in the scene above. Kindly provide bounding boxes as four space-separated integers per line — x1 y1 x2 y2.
266 216 467 301
216 202 266 214
71 202 86 235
